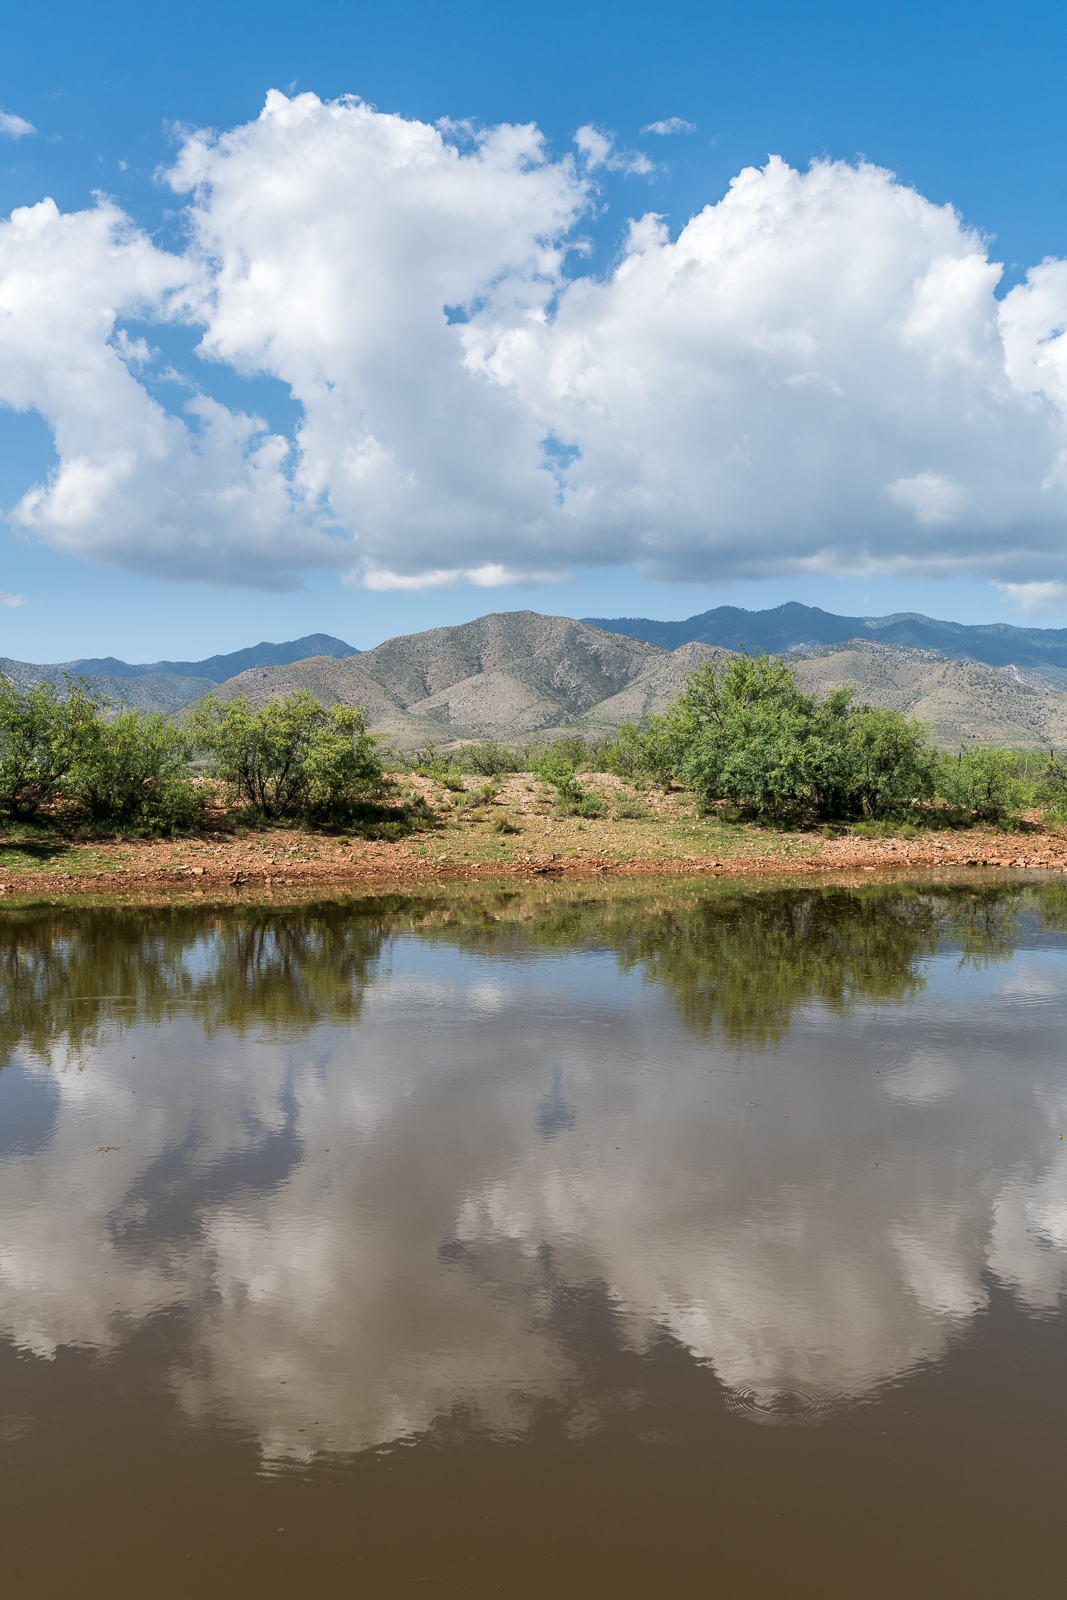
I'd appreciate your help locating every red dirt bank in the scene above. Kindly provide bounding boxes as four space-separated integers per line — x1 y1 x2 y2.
1 821 1065 901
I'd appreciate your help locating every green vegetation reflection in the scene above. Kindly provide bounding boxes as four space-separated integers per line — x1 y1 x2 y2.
2 880 1065 1069
0 902 387 1068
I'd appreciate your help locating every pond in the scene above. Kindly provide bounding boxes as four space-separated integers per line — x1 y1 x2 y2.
1 876 1066 1598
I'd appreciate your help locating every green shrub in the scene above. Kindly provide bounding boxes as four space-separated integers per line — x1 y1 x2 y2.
1035 749 1067 811
0 677 199 833
544 763 582 798
339 800 432 841
404 791 436 823
360 818 406 842
680 657 855 821
550 783 604 818
845 707 937 817
593 723 647 779
530 749 585 803
449 785 500 812
409 741 451 779
304 708 387 816
68 709 200 832
187 692 384 820
595 719 677 786
851 818 925 839
527 736 603 792
489 811 521 834
672 653 945 824
461 740 522 777
0 676 106 820
936 746 1027 821
528 735 587 773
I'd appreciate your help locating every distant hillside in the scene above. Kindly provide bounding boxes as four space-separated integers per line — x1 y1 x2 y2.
0 634 359 715
571 635 1067 749
575 642 734 730
66 633 359 682
75 672 219 716
0 658 217 714
582 601 1067 677
181 612 664 747
789 639 1067 750
357 611 662 729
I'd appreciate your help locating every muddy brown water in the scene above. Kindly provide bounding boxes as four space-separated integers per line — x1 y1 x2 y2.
2 876 1067 1598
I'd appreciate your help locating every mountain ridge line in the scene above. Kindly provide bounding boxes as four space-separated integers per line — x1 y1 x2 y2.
8 605 1067 750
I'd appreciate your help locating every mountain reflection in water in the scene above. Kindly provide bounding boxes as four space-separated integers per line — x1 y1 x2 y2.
1 879 1066 1470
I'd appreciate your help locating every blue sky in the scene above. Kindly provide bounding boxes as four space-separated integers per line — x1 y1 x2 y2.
2 0 1067 663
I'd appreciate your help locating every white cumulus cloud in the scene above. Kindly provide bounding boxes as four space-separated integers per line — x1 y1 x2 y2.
3 92 1067 594
886 471 966 525
573 123 654 174
642 117 696 135
357 562 567 591
0 193 339 588
0 591 26 608
992 580 1067 616
0 111 36 139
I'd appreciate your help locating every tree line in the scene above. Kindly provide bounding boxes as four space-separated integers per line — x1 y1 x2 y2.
0 679 387 832
1 653 1063 833
602 652 1040 824
413 652 1064 826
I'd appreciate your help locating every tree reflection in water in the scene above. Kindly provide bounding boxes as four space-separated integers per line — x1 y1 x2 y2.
0 878 1053 1063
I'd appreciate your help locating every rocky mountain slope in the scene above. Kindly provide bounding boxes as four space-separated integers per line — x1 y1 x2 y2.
574 642 734 730
196 620 1067 752
789 640 1067 750
182 612 664 747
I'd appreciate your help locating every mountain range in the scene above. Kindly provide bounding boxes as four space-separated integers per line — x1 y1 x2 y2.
62 633 358 681
178 612 666 750
582 601 1067 681
173 611 1067 753
0 634 358 717
7 606 1067 750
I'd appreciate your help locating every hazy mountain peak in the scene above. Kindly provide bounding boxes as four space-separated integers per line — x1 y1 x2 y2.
582 602 1067 670
66 633 359 683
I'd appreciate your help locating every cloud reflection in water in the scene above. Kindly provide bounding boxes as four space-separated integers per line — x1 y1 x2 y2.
0 883 1065 1457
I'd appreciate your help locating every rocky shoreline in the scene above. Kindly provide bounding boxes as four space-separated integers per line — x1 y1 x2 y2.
2 825 1065 903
